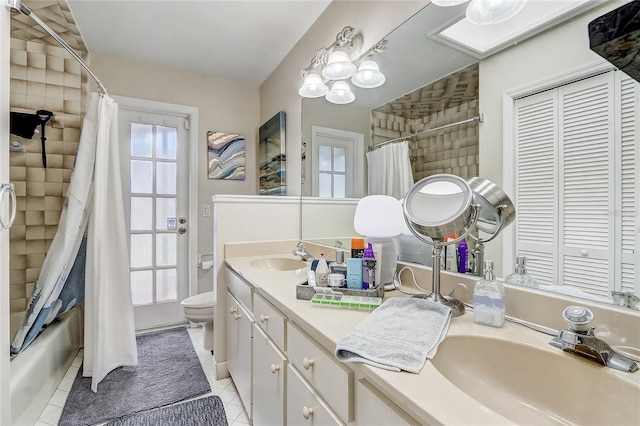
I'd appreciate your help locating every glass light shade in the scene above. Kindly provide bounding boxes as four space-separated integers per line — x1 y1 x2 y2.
431 0 469 6
351 60 386 88
466 0 527 25
298 73 329 98
325 81 355 104
322 50 357 80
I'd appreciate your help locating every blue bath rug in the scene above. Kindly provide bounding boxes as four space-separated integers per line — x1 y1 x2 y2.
59 327 212 426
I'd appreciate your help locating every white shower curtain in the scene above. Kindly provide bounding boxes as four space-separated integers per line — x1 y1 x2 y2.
82 93 138 392
366 141 414 199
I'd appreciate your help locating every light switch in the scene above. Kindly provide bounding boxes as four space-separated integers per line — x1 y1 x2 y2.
203 205 211 217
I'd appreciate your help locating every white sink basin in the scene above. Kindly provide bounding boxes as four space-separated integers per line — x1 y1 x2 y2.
249 257 308 272
432 335 640 425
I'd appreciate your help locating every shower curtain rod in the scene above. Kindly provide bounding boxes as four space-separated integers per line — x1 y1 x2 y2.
8 0 109 96
368 113 484 152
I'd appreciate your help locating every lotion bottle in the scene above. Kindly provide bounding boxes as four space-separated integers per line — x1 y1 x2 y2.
473 260 504 327
362 243 376 290
315 253 329 287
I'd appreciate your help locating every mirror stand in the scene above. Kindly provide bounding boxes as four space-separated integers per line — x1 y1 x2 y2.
412 243 466 317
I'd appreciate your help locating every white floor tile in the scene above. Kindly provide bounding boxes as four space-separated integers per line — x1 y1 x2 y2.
224 403 245 421
39 404 62 425
48 389 69 408
219 388 240 405
56 376 74 392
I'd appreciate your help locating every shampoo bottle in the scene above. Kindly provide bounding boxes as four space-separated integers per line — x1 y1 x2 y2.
473 260 504 327
457 239 468 273
315 253 329 287
362 243 376 290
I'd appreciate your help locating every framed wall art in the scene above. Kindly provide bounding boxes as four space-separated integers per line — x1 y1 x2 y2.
259 111 286 195
207 131 245 180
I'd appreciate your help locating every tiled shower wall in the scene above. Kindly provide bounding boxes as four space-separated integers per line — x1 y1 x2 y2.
8 38 86 316
371 99 479 183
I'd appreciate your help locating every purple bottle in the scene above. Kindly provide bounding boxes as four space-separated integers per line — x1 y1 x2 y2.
457 239 468 274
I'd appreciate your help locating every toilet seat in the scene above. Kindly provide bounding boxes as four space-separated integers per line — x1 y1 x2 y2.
181 291 214 308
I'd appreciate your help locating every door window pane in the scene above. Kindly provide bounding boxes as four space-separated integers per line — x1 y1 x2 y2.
156 268 177 302
131 160 153 194
157 126 178 159
156 198 176 231
131 197 152 230
156 162 177 195
130 270 153 305
334 147 346 172
130 234 153 267
131 123 153 157
156 233 177 266
319 173 332 197
319 145 332 171
334 175 346 198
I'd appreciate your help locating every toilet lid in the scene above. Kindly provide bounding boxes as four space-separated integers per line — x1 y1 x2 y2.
181 291 214 308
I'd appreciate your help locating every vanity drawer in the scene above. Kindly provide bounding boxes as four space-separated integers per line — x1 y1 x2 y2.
287 364 345 426
226 267 252 310
287 322 353 423
254 292 287 351
355 379 418 425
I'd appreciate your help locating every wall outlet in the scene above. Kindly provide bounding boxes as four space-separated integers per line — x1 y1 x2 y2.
203 205 211 217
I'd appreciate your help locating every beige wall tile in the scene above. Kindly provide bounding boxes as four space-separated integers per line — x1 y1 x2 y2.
25 226 45 240
25 211 44 226
25 239 45 254
10 299 27 313
25 268 40 283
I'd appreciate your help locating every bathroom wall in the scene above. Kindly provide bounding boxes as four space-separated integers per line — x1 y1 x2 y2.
87 53 261 295
8 1 88 326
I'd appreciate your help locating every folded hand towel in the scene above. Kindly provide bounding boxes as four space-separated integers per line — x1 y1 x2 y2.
335 298 451 373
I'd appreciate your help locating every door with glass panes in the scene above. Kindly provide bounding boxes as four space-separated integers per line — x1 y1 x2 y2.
119 106 189 331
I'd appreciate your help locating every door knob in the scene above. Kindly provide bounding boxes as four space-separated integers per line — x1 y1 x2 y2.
178 227 186 234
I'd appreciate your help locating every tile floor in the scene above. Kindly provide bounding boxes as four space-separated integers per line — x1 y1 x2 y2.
35 326 249 426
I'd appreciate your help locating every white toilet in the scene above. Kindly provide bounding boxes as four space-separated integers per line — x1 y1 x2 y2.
181 291 215 352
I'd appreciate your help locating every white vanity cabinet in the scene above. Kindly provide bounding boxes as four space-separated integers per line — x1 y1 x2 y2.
354 379 418 425
252 324 287 425
287 321 353 424
226 292 253 417
287 364 345 425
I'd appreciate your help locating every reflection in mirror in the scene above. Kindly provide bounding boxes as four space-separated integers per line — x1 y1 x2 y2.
300 1 639 308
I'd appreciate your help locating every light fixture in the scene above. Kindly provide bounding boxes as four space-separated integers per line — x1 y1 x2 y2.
325 81 355 105
466 0 527 25
299 27 388 104
431 0 527 26
351 59 386 88
322 50 357 80
298 72 329 98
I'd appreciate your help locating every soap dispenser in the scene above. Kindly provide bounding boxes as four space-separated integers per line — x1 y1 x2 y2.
505 256 537 288
473 260 505 327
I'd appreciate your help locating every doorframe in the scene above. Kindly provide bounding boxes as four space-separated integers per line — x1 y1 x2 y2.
114 96 199 297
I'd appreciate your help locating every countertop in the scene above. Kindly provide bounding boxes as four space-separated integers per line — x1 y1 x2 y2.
224 253 640 425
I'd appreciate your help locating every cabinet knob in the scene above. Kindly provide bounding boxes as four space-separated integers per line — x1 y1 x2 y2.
259 314 269 323
270 364 280 374
234 313 241 320
302 357 314 370
580 249 589 257
302 406 314 420
230 308 237 315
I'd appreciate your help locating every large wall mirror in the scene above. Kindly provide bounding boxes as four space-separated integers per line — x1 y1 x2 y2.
300 0 639 309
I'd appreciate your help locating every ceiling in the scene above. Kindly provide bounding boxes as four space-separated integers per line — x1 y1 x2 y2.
65 0 332 85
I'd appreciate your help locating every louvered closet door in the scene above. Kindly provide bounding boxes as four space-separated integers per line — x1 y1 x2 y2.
619 73 639 292
558 73 615 295
515 92 559 286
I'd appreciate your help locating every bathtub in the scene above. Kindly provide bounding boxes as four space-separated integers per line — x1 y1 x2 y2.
9 308 82 426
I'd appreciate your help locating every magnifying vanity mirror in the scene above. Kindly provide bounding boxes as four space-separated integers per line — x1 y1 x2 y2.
403 174 480 316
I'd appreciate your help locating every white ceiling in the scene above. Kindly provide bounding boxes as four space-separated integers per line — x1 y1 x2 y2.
67 0 332 85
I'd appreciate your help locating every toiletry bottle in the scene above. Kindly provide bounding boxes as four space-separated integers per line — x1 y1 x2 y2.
473 260 504 327
351 238 365 259
505 256 537 288
315 253 329 287
347 258 363 289
457 239 468 273
362 243 376 290
329 251 348 280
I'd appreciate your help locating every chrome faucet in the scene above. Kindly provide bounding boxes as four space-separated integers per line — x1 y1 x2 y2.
549 306 638 373
293 242 314 262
